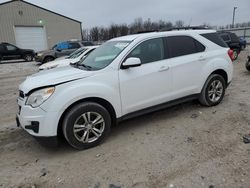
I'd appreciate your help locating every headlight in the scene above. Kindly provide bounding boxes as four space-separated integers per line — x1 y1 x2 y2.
37 53 43 57
26 87 55 108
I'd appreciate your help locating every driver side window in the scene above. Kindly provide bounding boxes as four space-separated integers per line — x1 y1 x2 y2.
127 38 164 64
6 44 17 51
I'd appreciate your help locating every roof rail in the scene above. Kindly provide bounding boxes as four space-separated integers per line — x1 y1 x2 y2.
160 26 210 31
136 30 159 34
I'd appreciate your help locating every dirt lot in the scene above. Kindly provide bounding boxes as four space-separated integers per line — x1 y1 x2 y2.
0 49 250 188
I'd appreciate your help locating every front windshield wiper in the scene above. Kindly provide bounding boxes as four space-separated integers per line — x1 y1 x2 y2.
70 62 94 70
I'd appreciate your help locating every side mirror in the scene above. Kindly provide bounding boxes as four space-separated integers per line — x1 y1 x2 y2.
56 48 62 52
122 57 141 69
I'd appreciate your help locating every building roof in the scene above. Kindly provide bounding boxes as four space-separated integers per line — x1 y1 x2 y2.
0 0 81 24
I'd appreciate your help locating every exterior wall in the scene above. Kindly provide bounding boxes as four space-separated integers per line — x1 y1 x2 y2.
221 27 250 44
0 0 82 49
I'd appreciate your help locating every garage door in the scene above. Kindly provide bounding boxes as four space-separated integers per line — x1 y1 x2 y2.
14 26 48 52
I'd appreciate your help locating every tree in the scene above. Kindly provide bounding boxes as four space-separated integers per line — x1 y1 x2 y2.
175 20 184 27
90 27 99 41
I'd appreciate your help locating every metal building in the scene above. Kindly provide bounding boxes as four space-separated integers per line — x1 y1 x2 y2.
0 0 82 51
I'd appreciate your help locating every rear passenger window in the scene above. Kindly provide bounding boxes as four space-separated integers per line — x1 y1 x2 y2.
165 36 204 58
127 38 164 64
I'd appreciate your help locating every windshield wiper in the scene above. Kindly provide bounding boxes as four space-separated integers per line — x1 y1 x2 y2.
78 64 93 70
70 62 93 70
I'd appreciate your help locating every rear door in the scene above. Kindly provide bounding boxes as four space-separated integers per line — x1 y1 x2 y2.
119 37 173 115
165 35 206 99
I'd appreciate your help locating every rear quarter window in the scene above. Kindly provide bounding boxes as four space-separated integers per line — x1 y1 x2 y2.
165 36 205 58
201 33 228 48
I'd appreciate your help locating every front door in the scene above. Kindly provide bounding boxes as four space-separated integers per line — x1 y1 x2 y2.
119 37 173 115
3 43 21 60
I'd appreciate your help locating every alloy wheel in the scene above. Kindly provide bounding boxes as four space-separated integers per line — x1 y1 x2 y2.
73 112 105 143
208 80 223 103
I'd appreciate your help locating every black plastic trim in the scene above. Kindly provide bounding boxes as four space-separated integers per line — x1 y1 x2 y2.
25 121 39 133
117 94 199 122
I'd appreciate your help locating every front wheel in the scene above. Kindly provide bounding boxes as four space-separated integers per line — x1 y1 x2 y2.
43 56 55 63
24 54 33 62
62 102 111 150
199 74 226 107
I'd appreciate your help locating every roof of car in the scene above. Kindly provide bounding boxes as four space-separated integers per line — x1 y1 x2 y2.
110 29 216 42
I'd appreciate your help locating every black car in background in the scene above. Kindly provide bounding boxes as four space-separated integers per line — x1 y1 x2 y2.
218 31 241 60
0 42 35 62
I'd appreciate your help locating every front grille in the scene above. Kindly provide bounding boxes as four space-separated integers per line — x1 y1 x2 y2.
19 90 25 98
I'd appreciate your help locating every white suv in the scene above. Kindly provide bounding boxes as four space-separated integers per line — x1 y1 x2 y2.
17 30 233 149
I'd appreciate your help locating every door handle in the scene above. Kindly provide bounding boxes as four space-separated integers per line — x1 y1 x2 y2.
198 56 206 61
158 66 170 72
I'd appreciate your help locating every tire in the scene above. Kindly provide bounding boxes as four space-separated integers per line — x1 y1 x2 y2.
43 56 55 63
199 74 226 107
246 60 250 72
24 54 33 62
232 49 239 60
62 102 111 150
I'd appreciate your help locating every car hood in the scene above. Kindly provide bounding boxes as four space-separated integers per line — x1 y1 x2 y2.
39 59 73 70
20 66 95 94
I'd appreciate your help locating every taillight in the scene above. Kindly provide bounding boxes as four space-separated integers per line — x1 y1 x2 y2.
227 49 234 61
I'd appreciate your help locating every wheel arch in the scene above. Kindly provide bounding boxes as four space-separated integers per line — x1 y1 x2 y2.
210 69 228 86
43 55 55 63
57 97 117 136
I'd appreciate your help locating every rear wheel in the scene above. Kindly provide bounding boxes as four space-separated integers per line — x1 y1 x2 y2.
199 74 226 106
62 102 111 150
43 56 55 63
24 54 33 62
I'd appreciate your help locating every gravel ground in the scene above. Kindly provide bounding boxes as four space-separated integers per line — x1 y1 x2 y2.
0 48 250 188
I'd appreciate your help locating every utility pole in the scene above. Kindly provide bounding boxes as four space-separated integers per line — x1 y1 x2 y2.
232 7 237 28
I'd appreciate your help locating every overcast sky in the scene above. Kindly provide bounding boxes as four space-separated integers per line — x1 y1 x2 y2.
1 0 250 29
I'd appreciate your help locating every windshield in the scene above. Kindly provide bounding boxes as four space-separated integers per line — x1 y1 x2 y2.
78 41 130 70
67 47 87 59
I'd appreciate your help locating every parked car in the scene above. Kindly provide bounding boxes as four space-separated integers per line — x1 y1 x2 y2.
239 37 247 50
0 42 35 62
218 31 241 60
17 29 233 150
246 56 250 71
35 40 94 64
39 46 99 70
